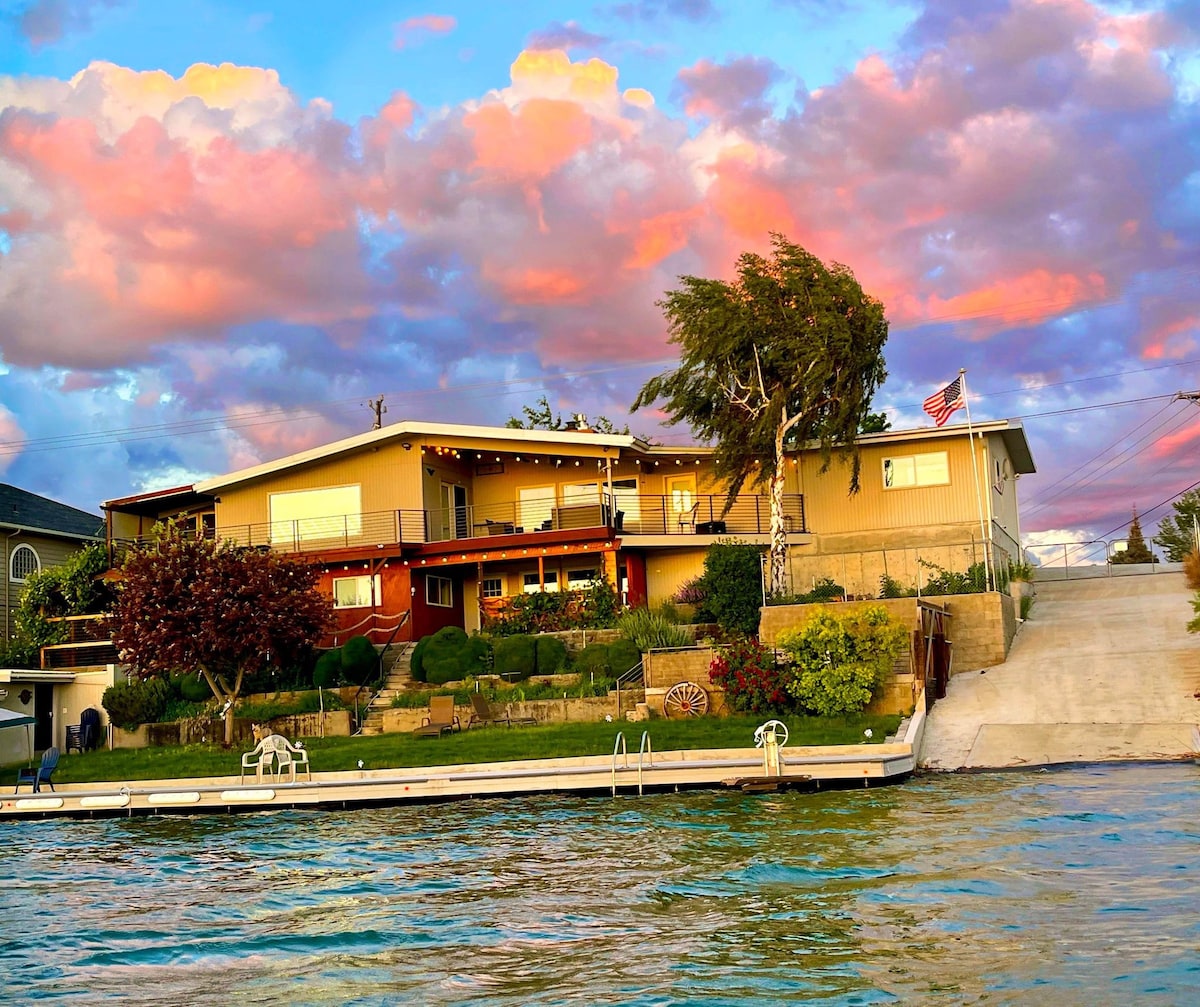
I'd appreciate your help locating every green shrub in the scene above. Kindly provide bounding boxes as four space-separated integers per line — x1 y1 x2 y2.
535 635 568 675
173 671 213 703
409 636 429 683
702 541 766 636
616 606 691 651
493 634 537 680
776 605 908 716
422 626 475 685
1020 593 1035 621
313 648 342 688
1189 593 1200 634
919 560 987 596
102 677 171 730
607 637 642 677
574 642 611 676
341 635 379 685
878 574 915 599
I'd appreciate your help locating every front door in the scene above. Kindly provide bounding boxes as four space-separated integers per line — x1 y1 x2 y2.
440 483 469 540
33 683 53 750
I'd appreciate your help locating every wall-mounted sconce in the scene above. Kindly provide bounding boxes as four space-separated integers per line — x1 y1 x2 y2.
402 442 412 451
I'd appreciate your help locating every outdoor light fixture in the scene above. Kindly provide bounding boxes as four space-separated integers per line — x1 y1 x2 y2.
401 442 412 450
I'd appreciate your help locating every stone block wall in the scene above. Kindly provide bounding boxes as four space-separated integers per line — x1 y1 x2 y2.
643 647 720 690
760 592 1017 676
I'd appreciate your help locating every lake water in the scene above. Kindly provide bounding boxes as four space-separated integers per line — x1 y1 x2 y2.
2 763 1198 1005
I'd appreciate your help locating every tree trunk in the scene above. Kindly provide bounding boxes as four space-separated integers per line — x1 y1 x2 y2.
769 444 789 597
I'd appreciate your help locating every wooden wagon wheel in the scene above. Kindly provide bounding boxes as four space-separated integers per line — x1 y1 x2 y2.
663 681 709 718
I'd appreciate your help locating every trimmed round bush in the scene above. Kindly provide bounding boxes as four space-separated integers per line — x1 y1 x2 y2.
409 635 429 683
607 638 642 678
574 642 611 676
313 648 342 689
340 635 379 685
102 677 171 730
174 671 213 703
493 634 537 680
535 635 568 675
422 626 473 685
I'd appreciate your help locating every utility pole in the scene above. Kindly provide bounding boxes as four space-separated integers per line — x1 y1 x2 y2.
364 395 387 430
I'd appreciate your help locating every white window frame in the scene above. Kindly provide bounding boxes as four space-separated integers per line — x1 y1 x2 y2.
9 543 40 582
518 486 555 531
481 577 504 599
522 571 559 594
882 452 950 490
427 575 453 608
270 485 362 543
333 573 381 609
566 569 599 589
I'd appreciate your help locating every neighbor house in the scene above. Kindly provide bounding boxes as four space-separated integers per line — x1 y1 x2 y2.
0 483 106 763
97 417 1034 647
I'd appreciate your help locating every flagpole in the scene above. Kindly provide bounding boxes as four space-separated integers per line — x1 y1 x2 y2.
959 368 993 591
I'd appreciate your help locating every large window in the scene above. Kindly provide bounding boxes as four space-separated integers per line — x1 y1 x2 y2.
9 544 39 582
566 569 599 589
522 571 559 593
883 452 950 489
333 574 381 609
427 575 453 608
270 485 362 544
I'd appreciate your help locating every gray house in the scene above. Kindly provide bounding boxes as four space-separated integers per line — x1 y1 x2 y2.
2 483 104 640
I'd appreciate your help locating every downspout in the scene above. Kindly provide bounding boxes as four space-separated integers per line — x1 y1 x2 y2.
3 529 19 641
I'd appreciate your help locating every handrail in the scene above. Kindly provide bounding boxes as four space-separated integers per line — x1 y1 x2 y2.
637 731 653 795
353 611 413 736
611 732 628 796
614 660 644 718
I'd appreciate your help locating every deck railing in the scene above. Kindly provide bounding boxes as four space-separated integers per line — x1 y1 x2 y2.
108 492 806 557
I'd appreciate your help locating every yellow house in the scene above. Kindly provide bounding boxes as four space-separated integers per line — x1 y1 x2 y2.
100 416 1034 644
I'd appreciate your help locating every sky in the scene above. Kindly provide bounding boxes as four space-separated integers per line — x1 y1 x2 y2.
0 0 1198 558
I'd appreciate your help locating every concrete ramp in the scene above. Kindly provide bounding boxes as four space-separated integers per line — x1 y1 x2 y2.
920 573 1200 770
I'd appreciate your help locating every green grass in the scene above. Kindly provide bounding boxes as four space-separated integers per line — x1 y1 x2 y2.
3 713 901 786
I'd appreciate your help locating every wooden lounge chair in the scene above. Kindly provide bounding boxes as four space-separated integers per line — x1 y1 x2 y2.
15 747 59 793
468 693 536 729
413 695 461 737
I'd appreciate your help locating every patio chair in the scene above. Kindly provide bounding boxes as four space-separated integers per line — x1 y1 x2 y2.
677 502 699 532
240 734 312 783
413 695 461 737
468 693 536 729
15 747 59 793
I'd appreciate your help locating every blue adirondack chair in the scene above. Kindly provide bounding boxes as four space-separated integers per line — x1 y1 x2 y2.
15 747 59 793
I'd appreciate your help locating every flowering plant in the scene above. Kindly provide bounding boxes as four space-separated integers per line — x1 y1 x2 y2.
708 639 791 714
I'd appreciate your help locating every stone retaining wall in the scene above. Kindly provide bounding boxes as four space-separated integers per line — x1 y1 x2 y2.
112 710 353 748
382 695 618 732
760 592 1016 675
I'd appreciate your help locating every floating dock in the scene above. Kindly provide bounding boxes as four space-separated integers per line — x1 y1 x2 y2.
1 709 925 820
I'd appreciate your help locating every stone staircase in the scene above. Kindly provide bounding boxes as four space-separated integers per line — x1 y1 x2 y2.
358 642 418 736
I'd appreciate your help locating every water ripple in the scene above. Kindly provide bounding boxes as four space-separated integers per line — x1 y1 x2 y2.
1 764 1198 1004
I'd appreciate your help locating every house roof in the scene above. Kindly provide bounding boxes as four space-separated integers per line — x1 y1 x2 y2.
192 419 645 493
104 416 1034 506
853 419 1036 474
0 484 103 540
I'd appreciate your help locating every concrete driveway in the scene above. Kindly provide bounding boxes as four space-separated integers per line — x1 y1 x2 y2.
919 572 1200 770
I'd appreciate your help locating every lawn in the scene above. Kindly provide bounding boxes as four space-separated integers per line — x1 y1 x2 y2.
3 713 902 786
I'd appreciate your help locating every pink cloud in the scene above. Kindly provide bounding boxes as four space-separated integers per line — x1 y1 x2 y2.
392 14 456 50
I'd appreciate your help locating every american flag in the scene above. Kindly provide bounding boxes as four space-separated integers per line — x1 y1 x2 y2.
923 376 965 426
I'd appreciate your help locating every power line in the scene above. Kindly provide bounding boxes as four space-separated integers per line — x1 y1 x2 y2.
1022 401 1194 516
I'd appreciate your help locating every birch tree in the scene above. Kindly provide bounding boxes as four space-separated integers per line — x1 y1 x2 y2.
632 234 889 595
109 523 332 745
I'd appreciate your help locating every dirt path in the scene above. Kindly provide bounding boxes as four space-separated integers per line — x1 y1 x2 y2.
919 573 1200 770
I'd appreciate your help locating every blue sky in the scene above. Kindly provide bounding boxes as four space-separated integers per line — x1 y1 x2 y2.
0 0 1197 554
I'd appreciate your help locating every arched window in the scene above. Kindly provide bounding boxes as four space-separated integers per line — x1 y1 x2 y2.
10 544 40 582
